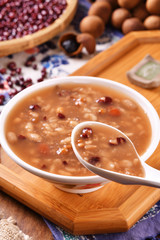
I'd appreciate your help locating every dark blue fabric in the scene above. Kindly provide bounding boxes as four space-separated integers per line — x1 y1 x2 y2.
43 201 160 240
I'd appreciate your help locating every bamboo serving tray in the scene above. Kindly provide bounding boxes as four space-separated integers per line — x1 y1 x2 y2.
0 0 77 57
1 30 160 235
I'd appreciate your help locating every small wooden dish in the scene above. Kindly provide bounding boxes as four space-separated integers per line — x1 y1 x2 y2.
0 0 78 57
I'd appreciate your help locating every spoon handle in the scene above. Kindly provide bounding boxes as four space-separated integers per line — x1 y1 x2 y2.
142 163 160 188
82 160 160 188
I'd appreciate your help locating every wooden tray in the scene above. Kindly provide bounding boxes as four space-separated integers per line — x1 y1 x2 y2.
0 0 77 57
1 30 160 235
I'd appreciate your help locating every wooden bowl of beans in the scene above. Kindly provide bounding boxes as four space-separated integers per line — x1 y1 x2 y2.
0 0 77 57
0 76 159 193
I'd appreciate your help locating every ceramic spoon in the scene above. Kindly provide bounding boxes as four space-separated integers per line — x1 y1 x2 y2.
71 121 160 188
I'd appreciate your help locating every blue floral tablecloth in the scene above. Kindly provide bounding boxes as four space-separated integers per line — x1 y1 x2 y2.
0 0 160 239
43 203 160 240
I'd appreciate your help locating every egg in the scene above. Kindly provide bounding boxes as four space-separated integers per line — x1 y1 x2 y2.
111 8 131 29
146 0 160 15
80 15 105 38
88 1 111 24
122 17 145 34
118 0 141 10
144 15 160 30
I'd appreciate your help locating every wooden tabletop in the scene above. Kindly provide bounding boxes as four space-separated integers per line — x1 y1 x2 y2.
0 191 53 240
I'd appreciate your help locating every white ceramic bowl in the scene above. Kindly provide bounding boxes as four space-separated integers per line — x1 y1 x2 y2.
0 76 160 193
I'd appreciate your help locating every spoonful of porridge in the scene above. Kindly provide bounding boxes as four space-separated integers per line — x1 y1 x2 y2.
71 121 160 188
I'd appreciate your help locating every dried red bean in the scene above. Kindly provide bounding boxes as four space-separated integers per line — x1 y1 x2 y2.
89 156 100 165
18 135 26 140
37 77 44 82
41 71 47 78
19 76 24 82
80 128 93 138
33 64 37 70
15 79 21 86
57 112 65 119
24 60 32 67
9 89 19 97
6 76 11 82
0 83 4 88
0 94 5 104
16 67 22 74
0 68 6 74
41 164 47 169
25 78 33 84
96 96 112 104
41 67 46 73
62 160 68 165
10 70 16 76
43 116 47 121
29 104 41 110
9 12 15 19
27 56 36 62
8 81 13 87
7 61 16 71
0 0 67 41
117 137 126 144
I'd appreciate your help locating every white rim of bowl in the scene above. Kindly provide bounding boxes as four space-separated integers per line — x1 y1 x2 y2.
0 76 159 184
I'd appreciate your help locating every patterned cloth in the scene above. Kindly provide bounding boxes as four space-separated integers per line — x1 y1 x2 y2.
44 201 160 240
0 1 160 239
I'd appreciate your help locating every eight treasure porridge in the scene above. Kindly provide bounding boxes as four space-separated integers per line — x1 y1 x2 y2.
74 124 145 177
6 83 151 176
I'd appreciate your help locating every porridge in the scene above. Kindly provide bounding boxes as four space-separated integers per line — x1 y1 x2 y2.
74 124 145 177
5 83 151 176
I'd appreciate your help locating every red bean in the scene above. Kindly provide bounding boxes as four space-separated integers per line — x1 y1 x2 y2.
57 113 65 119
7 61 16 71
18 135 26 140
0 95 5 105
29 104 41 110
96 96 112 104
89 156 100 165
80 128 93 138
62 160 68 165
0 0 67 41
0 68 6 74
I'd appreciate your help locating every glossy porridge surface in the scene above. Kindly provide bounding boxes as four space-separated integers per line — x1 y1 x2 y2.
74 124 145 177
6 83 151 176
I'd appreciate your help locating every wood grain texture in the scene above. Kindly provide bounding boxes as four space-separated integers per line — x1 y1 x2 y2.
0 0 78 57
0 30 160 235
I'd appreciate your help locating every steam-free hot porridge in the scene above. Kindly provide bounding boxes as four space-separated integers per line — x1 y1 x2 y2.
74 123 145 177
5 83 151 176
